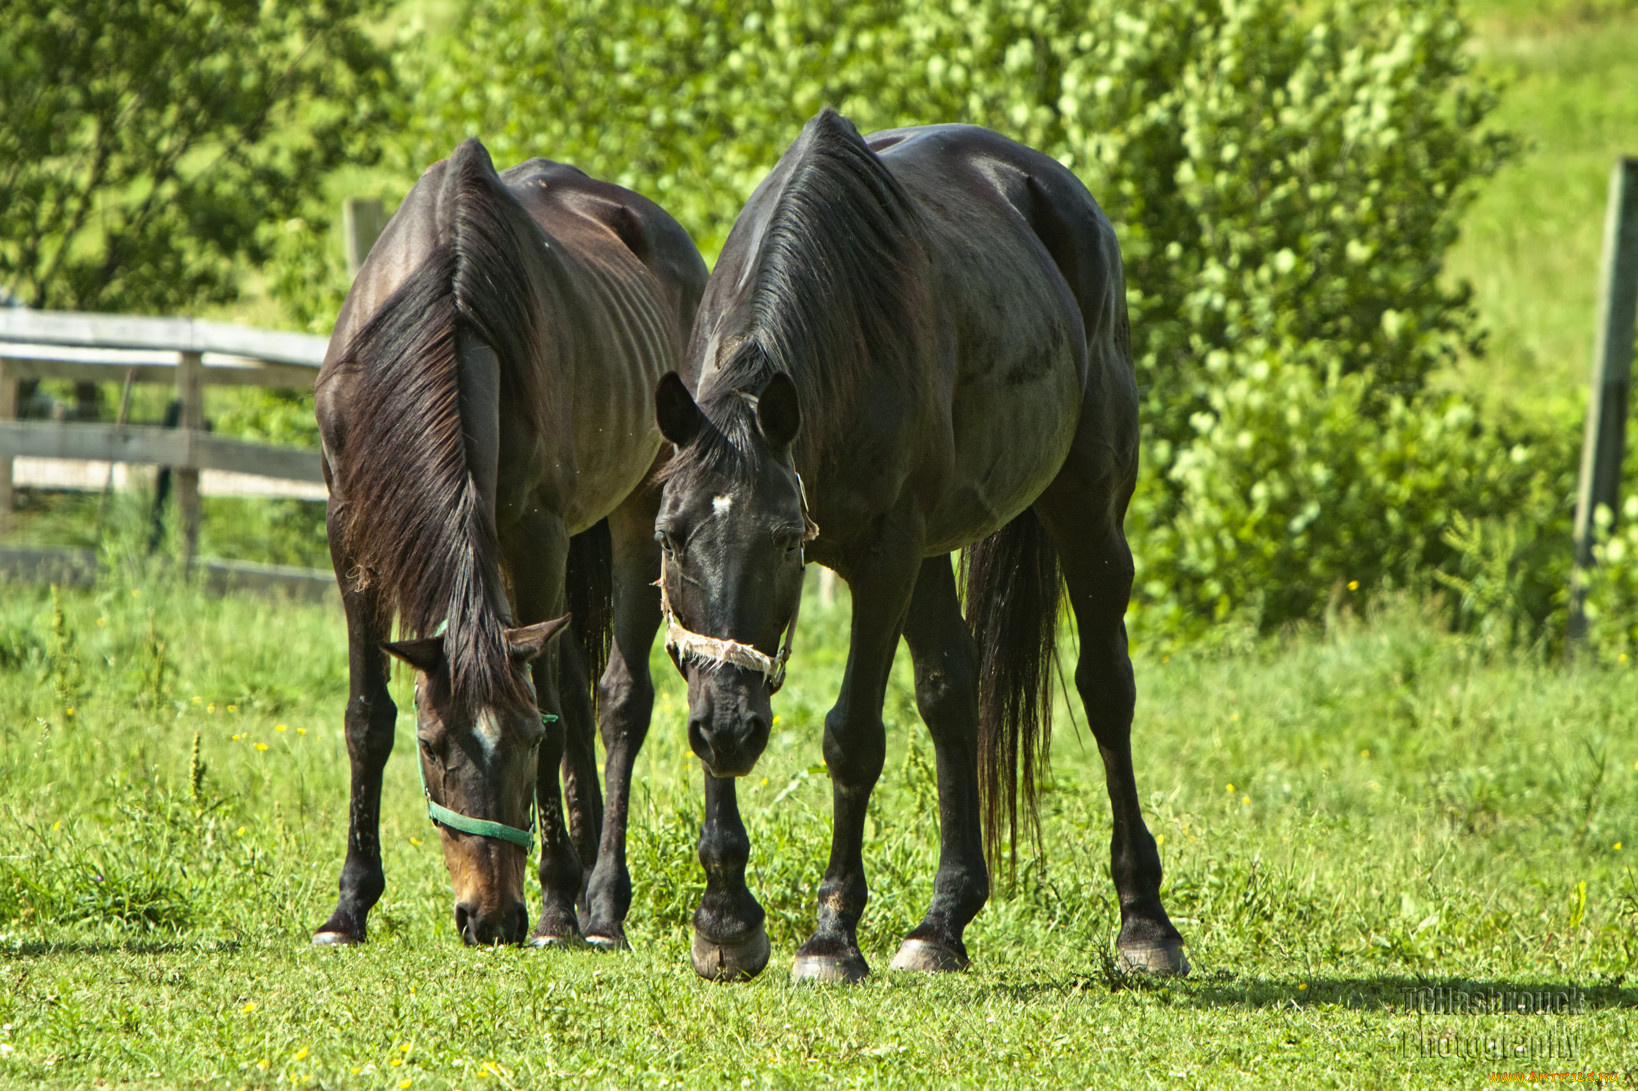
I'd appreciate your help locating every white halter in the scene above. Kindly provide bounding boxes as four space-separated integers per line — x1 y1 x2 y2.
658 473 820 694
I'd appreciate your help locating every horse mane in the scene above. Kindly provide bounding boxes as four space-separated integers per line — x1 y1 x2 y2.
333 139 555 714
674 108 931 478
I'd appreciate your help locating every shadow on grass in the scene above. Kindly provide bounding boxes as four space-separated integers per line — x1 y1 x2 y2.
962 968 1638 1012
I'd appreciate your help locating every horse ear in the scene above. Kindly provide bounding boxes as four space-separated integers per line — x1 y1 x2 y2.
382 635 444 673
757 372 800 449
655 371 701 446
506 615 571 664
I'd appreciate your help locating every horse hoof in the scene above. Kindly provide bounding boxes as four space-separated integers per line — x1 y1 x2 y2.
888 938 968 973
585 930 630 953
311 930 361 948
791 952 869 984
528 931 586 950
1116 942 1189 976
691 924 770 982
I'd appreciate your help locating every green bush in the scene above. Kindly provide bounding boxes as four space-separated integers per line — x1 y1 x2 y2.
1582 495 1638 658
1130 341 1575 645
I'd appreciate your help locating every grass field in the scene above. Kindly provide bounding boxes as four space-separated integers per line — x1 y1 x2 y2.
0 565 1633 1088
1445 0 1638 424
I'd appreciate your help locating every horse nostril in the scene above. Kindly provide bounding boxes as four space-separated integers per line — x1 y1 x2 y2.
454 902 475 945
688 717 714 765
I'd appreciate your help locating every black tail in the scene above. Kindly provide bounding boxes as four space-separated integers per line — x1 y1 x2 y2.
565 518 613 718
960 506 1063 872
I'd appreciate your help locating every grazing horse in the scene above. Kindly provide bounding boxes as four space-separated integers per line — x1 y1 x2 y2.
312 138 706 947
652 109 1186 981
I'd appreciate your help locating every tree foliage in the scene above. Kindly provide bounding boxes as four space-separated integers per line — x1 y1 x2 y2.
0 0 394 314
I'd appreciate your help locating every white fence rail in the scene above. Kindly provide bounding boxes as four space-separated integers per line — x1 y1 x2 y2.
0 308 330 565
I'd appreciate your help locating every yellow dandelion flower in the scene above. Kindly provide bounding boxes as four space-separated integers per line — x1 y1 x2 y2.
242 1002 256 1014
96 617 106 627
294 1048 309 1062
759 777 769 787
1162 655 1170 663
390 1057 403 1068
1360 748 1370 758
297 727 307 736
255 742 268 752
208 703 216 713
227 704 238 712
401 1081 412 1090
1621 653 1629 664
1155 834 1165 846
1617 842 1624 851
276 724 287 732
1225 783 1234 793
1229 712 1239 722
236 826 247 836
256 1058 268 1070
192 696 202 704
401 1043 412 1054
410 837 422 847
1298 982 1308 991
1347 580 1359 591
64 708 74 717
1242 796 1250 805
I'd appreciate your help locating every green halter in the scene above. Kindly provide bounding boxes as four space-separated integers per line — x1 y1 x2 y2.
415 712 556 853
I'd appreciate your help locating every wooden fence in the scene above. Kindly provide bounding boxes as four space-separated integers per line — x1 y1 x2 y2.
0 307 332 595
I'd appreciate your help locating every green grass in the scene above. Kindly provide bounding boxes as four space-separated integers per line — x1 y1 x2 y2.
1444 0 1638 424
0 568 1634 1087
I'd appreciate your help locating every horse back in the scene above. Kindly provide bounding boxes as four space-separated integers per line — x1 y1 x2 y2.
852 125 1137 548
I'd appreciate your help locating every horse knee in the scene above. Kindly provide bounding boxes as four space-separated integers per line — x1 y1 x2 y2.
598 668 653 751
822 710 886 789
913 655 978 744
344 694 396 766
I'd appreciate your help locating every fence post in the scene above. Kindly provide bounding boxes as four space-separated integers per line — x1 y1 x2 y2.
176 350 204 567
0 361 14 534
1568 157 1638 647
343 197 387 277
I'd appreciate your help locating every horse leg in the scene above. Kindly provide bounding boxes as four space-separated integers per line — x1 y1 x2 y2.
314 501 397 945
691 772 770 980
890 556 988 972
556 630 602 914
792 547 920 983
584 487 663 950
1034 484 1187 975
503 512 587 948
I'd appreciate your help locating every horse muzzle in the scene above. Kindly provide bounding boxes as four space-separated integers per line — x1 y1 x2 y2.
687 671 772 777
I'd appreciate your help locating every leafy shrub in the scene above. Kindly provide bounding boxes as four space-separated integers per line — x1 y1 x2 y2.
1581 496 1638 658
1131 341 1576 644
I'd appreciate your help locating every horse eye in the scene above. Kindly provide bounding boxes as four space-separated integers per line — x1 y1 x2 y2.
655 529 676 557
419 737 436 760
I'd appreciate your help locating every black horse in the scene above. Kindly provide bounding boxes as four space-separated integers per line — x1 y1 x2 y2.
652 109 1186 981
313 139 706 947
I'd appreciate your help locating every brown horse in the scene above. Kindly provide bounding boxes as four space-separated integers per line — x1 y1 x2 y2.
652 109 1186 980
312 139 706 946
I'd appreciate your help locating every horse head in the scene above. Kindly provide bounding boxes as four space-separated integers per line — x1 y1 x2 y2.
652 369 810 778
383 616 569 944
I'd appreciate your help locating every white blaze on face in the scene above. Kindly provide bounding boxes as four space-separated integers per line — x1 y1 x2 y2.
473 707 503 760
712 494 734 517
